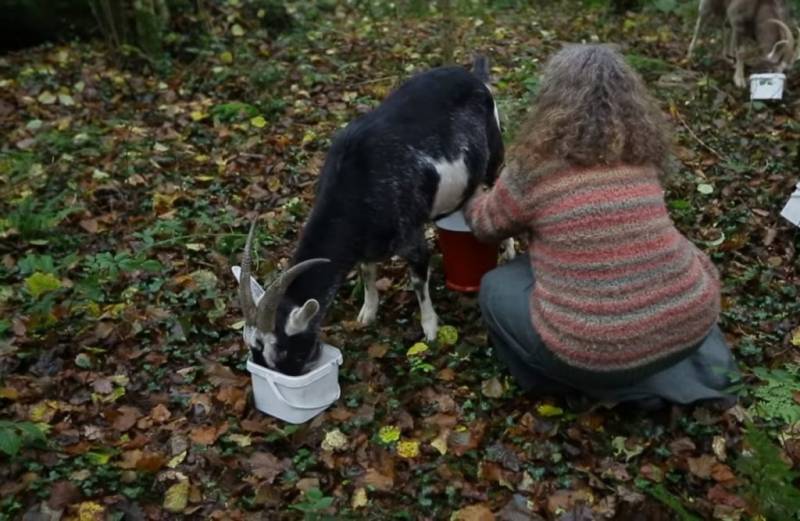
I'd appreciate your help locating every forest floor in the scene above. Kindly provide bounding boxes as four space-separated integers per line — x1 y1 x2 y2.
1 1 800 520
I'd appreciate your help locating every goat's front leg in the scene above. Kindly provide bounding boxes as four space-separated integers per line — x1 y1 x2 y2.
733 35 747 88
401 233 438 342
357 263 379 325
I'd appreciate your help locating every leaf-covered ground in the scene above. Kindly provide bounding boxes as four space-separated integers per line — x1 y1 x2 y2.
2 1 800 520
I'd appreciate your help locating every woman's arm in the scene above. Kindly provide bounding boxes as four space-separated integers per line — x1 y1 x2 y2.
464 164 530 243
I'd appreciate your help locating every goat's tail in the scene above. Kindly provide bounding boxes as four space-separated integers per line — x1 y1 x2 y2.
472 54 491 84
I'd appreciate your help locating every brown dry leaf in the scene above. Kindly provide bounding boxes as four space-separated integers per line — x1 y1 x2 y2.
47 480 81 510
108 406 143 432
190 424 227 446
449 421 486 457
79 218 99 233
150 403 172 423
118 450 166 473
546 489 594 515
295 477 320 493
668 437 697 454
328 406 353 422
367 343 389 358
452 503 495 521
204 359 246 387
438 367 456 381
687 454 716 480
249 452 290 484
711 463 736 483
362 468 394 492
216 386 247 414
707 484 748 508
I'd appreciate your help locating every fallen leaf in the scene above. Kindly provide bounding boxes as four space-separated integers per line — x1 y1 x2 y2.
451 503 495 521
362 468 393 491
163 479 189 513
352 487 368 509
108 406 142 432
146 404 170 424
77 501 105 521
711 463 735 483
321 428 348 452
407 342 428 357
437 325 459 346
190 424 225 446
687 454 716 480
47 480 81 510
536 403 564 417
249 452 289 483
481 377 504 398
397 439 420 458
367 343 389 358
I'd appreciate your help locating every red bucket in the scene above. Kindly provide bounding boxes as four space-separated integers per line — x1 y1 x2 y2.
435 211 498 292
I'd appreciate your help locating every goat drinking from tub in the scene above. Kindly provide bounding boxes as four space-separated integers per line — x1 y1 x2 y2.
235 57 505 375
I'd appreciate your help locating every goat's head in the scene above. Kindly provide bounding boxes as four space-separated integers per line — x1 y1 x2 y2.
764 19 800 72
237 221 330 376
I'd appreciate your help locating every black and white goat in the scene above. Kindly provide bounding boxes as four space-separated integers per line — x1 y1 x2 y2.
235 57 505 376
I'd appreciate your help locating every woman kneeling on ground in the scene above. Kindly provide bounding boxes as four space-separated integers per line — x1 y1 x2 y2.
465 44 739 410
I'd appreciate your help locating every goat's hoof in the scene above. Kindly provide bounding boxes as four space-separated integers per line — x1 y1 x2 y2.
422 316 439 342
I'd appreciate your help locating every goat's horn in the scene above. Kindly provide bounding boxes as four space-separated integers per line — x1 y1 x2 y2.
255 257 331 331
767 19 794 59
238 219 259 325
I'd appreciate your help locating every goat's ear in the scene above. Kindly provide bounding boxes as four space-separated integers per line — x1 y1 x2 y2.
285 299 320 336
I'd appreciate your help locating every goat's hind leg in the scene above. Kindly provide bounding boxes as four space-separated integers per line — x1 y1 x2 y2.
357 263 379 325
401 231 439 342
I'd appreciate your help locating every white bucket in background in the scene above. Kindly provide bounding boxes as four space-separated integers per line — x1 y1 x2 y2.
749 73 785 100
781 181 800 228
231 266 344 424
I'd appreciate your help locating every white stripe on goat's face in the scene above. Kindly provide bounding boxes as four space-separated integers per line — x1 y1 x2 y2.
430 155 469 217
243 325 280 368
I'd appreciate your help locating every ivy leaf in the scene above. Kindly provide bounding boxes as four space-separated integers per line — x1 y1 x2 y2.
378 425 401 444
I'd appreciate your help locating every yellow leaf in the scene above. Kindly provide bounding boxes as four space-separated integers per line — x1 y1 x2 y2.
77 501 105 521
431 434 448 455
406 342 428 357
352 487 368 509
536 404 563 417
397 439 420 458
378 425 401 444
30 400 59 423
0 387 19 400
228 434 252 447
37 91 56 104
436 325 459 346
321 428 348 452
163 479 189 513
24 272 61 298
231 24 245 37
250 115 267 128
220 51 234 64
791 326 800 347
190 110 208 121
167 450 187 468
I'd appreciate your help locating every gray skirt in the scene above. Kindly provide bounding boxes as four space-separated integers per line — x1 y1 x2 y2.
478 254 740 406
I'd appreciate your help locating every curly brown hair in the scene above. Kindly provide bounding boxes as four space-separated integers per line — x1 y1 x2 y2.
509 44 670 173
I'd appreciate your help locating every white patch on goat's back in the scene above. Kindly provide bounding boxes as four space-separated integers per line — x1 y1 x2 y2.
429 155 469 216
493 99 501 129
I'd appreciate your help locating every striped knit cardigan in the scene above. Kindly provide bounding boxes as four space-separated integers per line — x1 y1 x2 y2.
465 161 721 373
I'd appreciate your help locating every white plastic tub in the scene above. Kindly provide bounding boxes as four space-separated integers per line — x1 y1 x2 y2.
231 266 343 424
247 343 343 424
750 73 785 100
